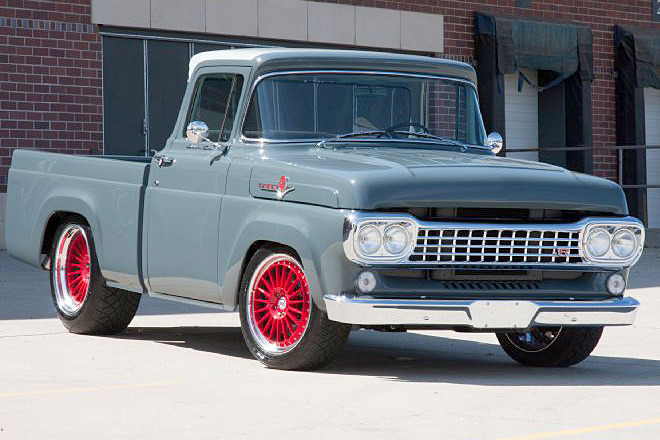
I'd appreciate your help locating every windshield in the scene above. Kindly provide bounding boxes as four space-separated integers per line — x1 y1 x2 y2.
242 72 486 146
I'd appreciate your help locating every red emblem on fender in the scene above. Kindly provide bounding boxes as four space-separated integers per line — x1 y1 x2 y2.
278 175 288 193
259 175 295 200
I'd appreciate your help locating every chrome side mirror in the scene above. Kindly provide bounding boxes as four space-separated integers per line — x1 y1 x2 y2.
486 132 503 154
186 120 209 144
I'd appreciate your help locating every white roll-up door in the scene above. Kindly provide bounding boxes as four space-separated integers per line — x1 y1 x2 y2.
505 69 539 162
645 87 660 228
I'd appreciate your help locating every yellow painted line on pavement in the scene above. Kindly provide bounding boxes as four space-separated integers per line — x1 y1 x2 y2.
0 381 177 398
483 417 660 440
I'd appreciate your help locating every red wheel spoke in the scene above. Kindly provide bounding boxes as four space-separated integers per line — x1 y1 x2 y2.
282 269 293 291
288 307 303 316
260 277 275 291
283 317 294 335
287 288 303 298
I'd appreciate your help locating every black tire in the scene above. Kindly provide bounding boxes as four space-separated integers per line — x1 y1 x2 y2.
496 326 604 367
238 246 351 370
50 220 141 335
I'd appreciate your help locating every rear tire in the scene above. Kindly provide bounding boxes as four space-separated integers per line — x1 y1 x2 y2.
496 326 603 367
238 247 351 370
50 220 141 335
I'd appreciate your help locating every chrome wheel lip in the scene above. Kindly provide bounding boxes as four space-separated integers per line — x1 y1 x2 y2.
504 327 563 353
246 253 311 355
52 225 91 317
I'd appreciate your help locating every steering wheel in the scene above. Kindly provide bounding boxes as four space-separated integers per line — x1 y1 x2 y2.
381 122 432 137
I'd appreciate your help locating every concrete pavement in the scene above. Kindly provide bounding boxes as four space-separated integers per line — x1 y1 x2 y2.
1 250 660 440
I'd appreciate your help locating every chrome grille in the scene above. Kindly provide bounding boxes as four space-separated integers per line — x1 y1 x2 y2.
409 227 582 265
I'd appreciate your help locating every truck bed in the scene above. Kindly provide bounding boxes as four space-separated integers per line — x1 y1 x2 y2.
6 149 150 290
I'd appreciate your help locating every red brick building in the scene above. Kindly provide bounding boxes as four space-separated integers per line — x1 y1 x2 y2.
0 0 659 247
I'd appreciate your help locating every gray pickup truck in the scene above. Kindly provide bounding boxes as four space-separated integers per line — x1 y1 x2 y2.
6 48 644 370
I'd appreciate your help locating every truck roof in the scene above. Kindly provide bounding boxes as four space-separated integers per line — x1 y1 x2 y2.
188 48 477 84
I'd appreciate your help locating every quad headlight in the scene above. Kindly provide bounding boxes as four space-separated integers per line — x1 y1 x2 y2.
347 217 416 262
582 223 644 264
357 225 382 255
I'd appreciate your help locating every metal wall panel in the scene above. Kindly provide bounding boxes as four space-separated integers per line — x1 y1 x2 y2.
102 37 146 155
147 40 190 153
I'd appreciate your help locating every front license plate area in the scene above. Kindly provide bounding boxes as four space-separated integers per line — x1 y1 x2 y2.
470 300 538 329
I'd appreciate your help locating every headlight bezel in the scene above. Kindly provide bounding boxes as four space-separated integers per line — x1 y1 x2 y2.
581 222 644 265
347 217 417 263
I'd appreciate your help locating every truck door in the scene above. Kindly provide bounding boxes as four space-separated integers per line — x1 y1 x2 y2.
144 68 248 303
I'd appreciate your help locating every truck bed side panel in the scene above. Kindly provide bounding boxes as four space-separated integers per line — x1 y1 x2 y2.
6 150 148 289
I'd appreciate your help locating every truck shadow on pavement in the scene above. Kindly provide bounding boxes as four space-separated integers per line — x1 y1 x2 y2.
118 326 255 361
116 325 660 386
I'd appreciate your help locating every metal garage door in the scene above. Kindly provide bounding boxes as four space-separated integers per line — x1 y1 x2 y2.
101 32 266 156
646 87 660 228
504 69 539 162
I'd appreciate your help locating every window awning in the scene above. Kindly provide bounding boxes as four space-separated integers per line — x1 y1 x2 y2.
475 13 593 81
615 26 660 90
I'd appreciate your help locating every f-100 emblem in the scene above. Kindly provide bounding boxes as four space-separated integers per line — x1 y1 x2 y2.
553 248 570 257
259 175 295 200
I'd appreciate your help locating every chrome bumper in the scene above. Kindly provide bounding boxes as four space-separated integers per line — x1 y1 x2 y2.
323 295 639 329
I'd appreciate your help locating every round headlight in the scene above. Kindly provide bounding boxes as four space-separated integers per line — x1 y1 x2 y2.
357 225 381 255
586 228 610 258
611 229 636 258
383 225 409 255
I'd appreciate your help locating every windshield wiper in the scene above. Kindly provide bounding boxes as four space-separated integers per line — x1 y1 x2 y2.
388 130 468 148
317 130 473 150
316 131 388 148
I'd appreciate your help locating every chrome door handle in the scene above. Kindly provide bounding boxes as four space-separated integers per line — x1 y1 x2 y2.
154 154 175 168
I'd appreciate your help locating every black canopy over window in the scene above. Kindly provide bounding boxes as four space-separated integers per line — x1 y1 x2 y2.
476 13 593 82
616 26 660 90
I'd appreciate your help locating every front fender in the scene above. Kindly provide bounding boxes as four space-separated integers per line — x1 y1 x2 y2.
219 196 358 311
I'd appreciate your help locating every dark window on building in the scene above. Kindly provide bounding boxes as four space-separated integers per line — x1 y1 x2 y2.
654 0 660 22
516 0 532 8
186 74 244 142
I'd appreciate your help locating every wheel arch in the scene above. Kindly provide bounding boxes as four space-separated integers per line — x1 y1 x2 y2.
41 211 90 256
225 233 318 311
35 194 102 270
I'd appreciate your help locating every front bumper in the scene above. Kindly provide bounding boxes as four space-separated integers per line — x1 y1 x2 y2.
323 295 639 329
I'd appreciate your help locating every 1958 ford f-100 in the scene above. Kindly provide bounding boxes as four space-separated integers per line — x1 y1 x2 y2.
6 48 645 370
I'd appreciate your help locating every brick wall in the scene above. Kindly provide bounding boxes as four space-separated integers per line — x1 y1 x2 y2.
0 0 659 192
316 0 660 181
0 0 102 193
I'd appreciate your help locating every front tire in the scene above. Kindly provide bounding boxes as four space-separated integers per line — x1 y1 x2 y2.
238 247 351 370
496 326 604 367
50 220 141 334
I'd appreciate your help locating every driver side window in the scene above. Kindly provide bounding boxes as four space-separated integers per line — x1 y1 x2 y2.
185 73 244 142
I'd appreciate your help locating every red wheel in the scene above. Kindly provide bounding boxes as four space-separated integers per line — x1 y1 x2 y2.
49 220 141 334
52 224 91 316
239 247 351 370
246 253 312 354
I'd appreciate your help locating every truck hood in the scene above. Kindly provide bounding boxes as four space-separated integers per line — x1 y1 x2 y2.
248 146 628 215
